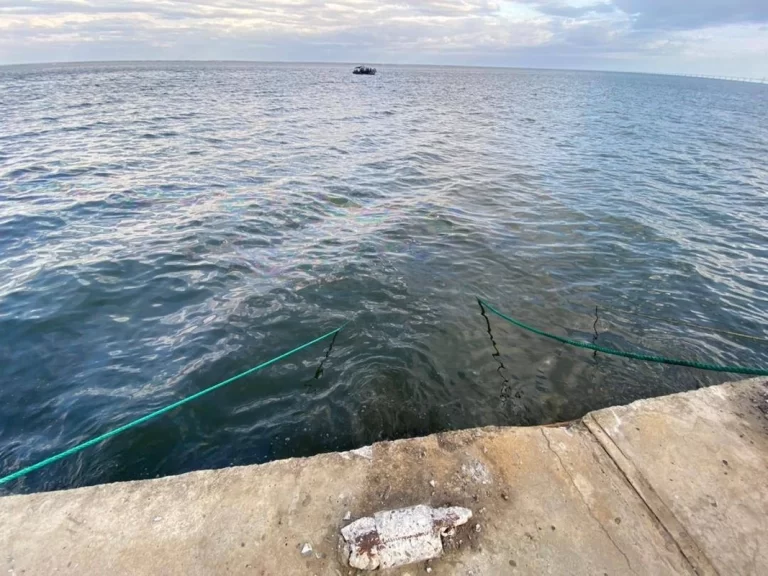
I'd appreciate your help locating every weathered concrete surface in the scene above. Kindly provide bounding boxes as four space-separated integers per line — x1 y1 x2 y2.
586 378 768 576
1 378 766 575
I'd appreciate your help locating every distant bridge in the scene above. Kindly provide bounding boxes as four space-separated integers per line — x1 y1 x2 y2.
676 74 768 84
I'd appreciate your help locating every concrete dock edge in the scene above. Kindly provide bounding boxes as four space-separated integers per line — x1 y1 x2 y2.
2 378 767 575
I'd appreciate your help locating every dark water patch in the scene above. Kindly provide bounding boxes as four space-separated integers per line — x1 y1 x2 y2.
61 125 91 133
3 165 51 179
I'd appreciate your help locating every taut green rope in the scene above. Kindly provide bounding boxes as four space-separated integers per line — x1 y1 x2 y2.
478 298 768 376
0 324 347 487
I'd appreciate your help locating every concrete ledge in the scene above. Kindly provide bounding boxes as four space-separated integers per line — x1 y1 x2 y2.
586 379 768 576
2 378 767 575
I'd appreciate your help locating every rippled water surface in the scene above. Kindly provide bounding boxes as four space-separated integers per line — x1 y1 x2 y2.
1 62 767 492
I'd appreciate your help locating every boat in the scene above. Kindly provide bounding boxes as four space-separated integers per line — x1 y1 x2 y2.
353 65 376 76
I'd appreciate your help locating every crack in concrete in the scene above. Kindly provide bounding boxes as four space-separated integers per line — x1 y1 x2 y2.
749 542 759 576
584 415 718 576
541 428 638 576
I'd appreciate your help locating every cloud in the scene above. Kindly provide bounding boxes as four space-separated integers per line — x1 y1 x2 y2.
530 2 616 19
613 0 768 31
0 0 766 76
0 1 547 58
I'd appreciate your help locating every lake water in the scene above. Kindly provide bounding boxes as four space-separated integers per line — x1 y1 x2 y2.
1 62 767 493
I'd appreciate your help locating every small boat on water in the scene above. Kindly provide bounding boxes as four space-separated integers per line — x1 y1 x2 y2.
353 65 376 76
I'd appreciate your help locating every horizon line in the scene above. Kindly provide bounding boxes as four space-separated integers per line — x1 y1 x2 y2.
1 58 766 83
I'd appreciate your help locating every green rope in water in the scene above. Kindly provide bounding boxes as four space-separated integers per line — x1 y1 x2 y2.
0 324 347 487
478 298 768 376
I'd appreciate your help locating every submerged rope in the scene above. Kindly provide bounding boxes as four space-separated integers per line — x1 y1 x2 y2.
0 324 347 487
478 298 768 376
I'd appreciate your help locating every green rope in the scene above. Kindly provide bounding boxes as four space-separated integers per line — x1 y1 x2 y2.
0 324 347 487
478 298 768 376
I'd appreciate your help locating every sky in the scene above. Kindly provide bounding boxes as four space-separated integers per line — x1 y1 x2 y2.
1 1 767 76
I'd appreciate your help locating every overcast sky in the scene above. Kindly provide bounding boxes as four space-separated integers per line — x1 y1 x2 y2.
1 1 767 76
